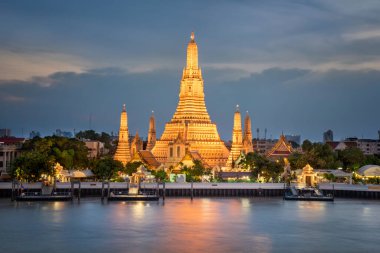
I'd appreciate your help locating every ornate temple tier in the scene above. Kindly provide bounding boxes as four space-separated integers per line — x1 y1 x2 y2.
114 104 131 165
152 32 229 167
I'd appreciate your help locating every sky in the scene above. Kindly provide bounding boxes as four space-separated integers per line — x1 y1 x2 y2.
1 0 380 142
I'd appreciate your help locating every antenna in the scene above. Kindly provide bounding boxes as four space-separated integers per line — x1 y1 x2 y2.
265 128 267 140
89 114 92 130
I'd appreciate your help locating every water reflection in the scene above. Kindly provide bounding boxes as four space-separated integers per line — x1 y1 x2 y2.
0 198 379 253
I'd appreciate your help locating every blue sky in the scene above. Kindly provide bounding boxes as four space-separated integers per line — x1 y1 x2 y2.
1 0 380 141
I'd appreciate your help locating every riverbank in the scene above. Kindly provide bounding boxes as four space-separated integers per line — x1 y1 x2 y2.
1 182 380 199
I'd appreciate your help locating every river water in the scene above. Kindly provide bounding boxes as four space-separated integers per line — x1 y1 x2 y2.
0 198 379 253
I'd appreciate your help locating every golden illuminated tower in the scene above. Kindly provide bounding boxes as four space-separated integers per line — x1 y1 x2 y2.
114 104 131 165
243 111 253 153
131 131 143 157
152 32 229 167
146 111 156 151
226 105 244 168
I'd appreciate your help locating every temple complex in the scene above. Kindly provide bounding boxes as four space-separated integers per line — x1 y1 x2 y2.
130 131 143 157
242 111 253 154
151 32 229 168
226 105 244 168
114 104 131 165
146 111 156 151
266 134 293 161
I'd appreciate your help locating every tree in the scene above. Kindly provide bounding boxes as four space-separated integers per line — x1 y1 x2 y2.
302 140 313 152
92 157 124 180
338 147 365 172
151 169 167 182
76 130 113 151
125 161 143 176
180 160 209 182
11 151 55 182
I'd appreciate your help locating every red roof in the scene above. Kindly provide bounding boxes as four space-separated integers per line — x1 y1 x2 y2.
0 137 25 145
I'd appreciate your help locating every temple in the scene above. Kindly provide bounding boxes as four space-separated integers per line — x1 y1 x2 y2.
267 134 293 161
151 32 229 168
114 104 131 165
146 111 156 151
226 105 244 168
130 131 143 157
242 111 253 154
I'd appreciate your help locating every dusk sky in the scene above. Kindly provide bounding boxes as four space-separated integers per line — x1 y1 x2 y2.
1 0 380 142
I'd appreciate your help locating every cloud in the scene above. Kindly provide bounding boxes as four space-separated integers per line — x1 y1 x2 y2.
342 29 380 41
0 49 90 83
1 67 379 142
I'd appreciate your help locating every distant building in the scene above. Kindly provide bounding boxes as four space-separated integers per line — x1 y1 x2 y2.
0 129 11 137
326 137 380 155
323 130 334 143
29 131 41 139
356 139 380 155
83 140 106 158
54 129 73 138
0 137 25 178
253 138 277 155
285 134 301 146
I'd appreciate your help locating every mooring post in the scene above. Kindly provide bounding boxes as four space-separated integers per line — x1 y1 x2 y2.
78 181 81 202
70 181 73 202
191 180 194 201
107 181 111 198
333 183 335 200
11 180 15 201
163 182 166 201
101 181 105 201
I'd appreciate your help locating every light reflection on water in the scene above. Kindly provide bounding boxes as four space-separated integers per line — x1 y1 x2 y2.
0 198 379 253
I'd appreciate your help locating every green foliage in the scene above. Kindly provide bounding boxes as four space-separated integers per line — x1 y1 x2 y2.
76 130 113 151
11 151 55 182
11 136 89 181
289 142 340 171
180 160 209 182
323 173 336 182
338 147 366 172
239 152 282 182
151 169 168 182
92 156 124 180
302 139 313 152
125 161 143 176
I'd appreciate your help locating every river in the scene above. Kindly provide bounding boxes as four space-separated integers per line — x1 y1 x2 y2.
0 198 379 253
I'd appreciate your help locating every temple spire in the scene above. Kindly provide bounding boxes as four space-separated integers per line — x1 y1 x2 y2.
243 111 253 153
186 31 199 70
146 110 157 151
226 106 244 168
114 104 131 165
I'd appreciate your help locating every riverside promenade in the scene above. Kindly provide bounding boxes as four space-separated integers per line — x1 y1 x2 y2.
1 182 380 199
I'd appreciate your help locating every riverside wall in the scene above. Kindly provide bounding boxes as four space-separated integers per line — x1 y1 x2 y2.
1 182 380 199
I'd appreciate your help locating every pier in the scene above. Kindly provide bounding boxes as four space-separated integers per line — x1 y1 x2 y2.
1 182 380 199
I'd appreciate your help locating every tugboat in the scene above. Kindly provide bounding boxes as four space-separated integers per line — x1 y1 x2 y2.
284 185 334 201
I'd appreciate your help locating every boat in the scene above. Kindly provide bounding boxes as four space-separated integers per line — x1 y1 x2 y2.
16 191 72 202
107 185 159 201
284 186 334 201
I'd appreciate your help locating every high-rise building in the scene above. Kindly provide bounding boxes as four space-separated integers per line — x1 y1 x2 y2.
0 129 11 137
29 131 41 139
323 129 334 143
114 104 131 165
151 32 229 167
285 134 301 146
